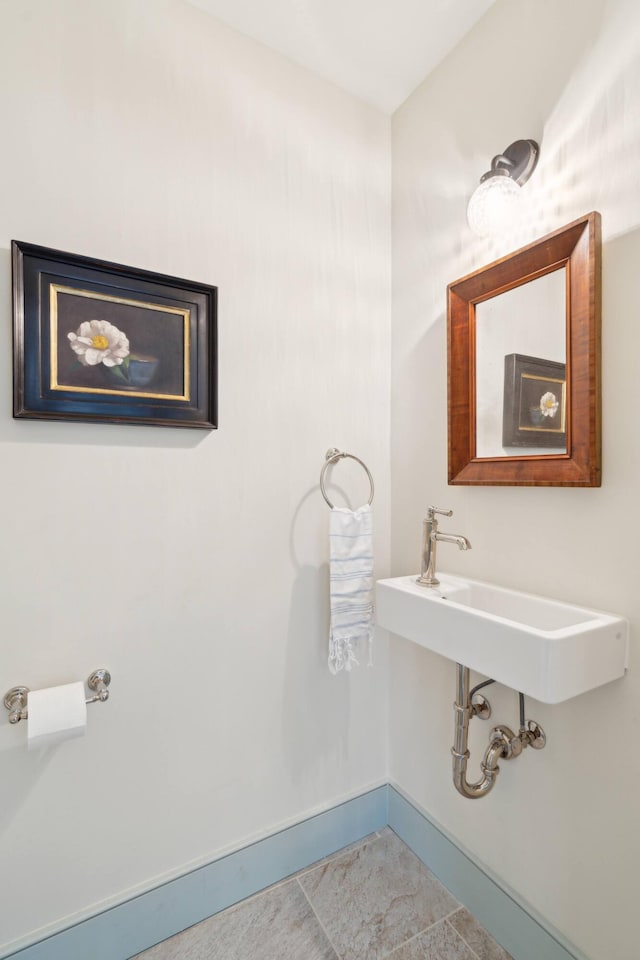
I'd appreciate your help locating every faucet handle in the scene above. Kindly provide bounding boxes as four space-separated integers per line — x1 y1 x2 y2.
427 506 453 519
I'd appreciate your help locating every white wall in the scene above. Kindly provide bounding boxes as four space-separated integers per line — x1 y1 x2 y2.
0 1 390 952
6 0 639 956
390 1 640 958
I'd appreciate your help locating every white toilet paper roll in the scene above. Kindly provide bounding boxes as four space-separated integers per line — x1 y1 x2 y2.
27 681 87 749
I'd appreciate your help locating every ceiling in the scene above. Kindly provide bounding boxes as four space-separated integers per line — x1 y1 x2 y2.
187 0 496 113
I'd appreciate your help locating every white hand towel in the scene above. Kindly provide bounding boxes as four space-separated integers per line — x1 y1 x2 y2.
328 504 374 674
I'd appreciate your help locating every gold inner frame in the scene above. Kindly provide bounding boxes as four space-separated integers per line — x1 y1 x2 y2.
517 373 567 434
50 284 191 401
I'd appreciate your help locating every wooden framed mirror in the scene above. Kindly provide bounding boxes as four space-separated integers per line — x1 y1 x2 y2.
448 212 601 486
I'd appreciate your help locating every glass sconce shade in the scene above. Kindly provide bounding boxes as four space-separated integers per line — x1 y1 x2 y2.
467 174 522 238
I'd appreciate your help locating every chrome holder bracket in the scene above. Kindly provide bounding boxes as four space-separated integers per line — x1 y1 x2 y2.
4 670 111 724
87 669 111 703
4 686 29 724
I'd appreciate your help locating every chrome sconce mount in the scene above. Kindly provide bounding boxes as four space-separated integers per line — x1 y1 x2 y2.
477 139 539 187
467 138 539 237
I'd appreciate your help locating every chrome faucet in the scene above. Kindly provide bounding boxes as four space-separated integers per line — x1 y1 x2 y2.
416 506 471 587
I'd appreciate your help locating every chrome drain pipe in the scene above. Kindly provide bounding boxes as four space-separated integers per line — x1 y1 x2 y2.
452 663 546 800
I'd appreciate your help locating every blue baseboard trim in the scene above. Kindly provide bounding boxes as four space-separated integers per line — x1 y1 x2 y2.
5 783 586 960
3 786 388 960
387 785 585 960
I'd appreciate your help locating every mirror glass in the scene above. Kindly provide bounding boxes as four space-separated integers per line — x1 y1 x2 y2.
447 212 600 487
475 268 566 457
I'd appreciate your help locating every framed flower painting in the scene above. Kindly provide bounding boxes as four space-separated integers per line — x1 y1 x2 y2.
502 353 566 448
12 241 217 429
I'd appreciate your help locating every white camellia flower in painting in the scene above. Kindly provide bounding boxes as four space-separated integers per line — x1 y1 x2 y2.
68 320 130 367
539 391 559 418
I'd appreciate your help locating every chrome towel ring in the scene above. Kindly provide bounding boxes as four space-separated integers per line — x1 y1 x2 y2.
320 448 374 509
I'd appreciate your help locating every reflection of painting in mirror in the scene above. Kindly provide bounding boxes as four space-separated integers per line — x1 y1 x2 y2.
475 269 566 456
502 354 566 448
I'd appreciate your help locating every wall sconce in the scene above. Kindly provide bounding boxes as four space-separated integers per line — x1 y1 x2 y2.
467 139 539 237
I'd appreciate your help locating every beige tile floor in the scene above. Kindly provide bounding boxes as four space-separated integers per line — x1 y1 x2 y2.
133 829 513 960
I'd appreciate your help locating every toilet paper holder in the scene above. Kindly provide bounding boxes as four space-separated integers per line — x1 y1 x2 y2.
4 669 111 724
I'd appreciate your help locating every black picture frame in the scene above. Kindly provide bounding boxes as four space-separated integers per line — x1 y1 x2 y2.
502 353 566 448
12 241 217 429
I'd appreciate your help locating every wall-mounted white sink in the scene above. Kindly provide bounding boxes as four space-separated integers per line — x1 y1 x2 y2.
376 573 629 703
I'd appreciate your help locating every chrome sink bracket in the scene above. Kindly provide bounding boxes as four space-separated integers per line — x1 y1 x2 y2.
470 677 494 719
470 692 492 720
522 719 546 750
452 664 546 799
